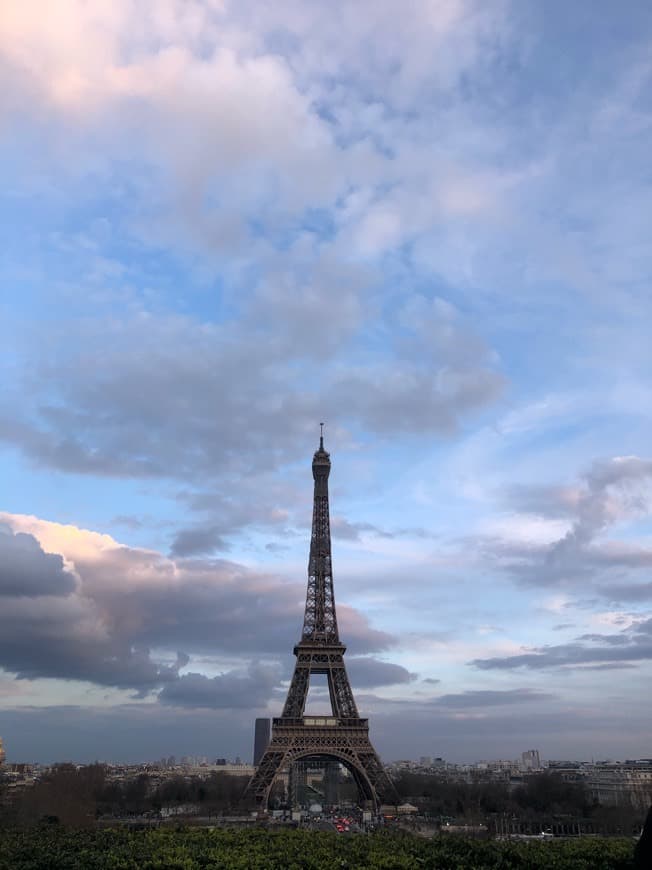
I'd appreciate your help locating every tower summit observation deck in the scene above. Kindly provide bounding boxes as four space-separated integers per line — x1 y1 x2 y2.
244 429 396 810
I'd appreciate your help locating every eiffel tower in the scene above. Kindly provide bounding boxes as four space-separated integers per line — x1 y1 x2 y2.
245 429 397 810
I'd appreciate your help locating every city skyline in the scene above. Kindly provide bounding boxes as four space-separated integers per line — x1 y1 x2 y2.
1 0 652 764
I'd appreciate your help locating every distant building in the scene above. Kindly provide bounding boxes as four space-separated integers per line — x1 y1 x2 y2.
521 749 541 771
0 736 5 767
585 761 652 809
254 718 271 766
209 763 255 777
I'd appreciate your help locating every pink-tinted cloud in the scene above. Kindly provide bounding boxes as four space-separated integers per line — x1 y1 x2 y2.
0 512 395 704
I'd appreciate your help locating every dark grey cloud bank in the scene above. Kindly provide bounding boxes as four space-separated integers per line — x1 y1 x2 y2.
346 657 416 688
0 522 406 708
432 689 555 708
355 688 556 711
156 657 415 710
158 663 282 710
473 618 652 672
3 695 650 765
0 524 76 598
171 526 230 558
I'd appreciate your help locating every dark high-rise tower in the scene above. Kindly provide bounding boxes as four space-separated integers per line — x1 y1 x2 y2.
244 432 396 810
253 718 271 766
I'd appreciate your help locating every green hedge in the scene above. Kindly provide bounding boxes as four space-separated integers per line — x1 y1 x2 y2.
0 827 636 870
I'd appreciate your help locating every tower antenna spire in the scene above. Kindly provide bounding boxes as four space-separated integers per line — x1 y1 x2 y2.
320 421 324 448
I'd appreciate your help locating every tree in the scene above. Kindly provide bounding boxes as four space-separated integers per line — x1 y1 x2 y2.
16 763 107 827
514 773 588 816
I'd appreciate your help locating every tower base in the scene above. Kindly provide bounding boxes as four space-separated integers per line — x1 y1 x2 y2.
245 716 396 810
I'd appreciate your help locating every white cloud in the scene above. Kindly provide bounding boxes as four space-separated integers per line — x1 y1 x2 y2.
480 515 571 547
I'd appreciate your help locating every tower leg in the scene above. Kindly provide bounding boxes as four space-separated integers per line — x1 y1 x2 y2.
244 721 397 811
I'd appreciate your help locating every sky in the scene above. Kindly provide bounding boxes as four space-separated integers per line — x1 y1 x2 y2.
1 0 651 766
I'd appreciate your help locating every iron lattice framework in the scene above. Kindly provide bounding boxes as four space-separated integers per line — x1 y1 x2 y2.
245 433 397 810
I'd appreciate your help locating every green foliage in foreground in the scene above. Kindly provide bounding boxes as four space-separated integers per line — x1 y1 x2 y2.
0 827 636 870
